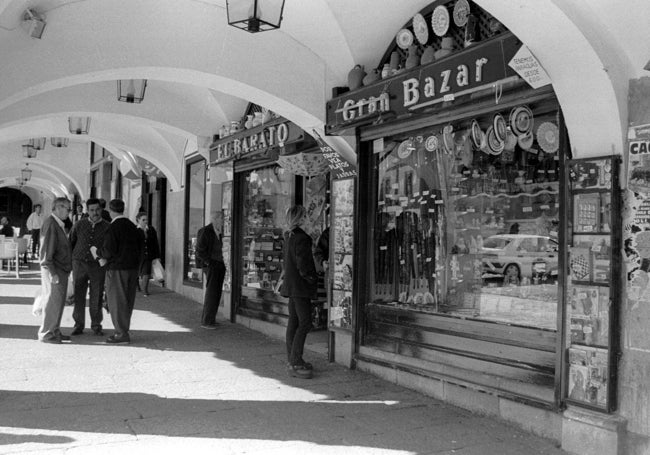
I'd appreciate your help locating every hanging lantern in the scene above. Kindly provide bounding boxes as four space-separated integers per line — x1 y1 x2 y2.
68 116 91 134
21 164 32 181
29 137 46 150
226 0 285 33
117 79 147 103
50 137 69 147
22 144 37 158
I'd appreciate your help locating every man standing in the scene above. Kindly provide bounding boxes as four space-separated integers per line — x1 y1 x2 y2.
93 199 142 344
38 197 73 344
26 204 44 258
69 198 110 336
196 211 226 329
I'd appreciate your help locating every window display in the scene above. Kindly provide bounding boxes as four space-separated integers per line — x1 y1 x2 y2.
184 158 206 285
369 102 561 330
565 156 621 412
240 166 293 292
330 178 354 329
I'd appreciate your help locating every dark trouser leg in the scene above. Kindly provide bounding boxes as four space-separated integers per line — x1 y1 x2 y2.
87 262 106 330
202 261 225 325
286 297 312 365
142 274 150 294
31 229 40 257
106 269 138 337
72 260 90 330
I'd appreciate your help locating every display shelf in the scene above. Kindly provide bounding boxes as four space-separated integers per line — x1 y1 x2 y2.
564 156 621 413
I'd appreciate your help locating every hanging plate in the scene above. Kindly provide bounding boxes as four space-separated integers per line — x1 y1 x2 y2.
493 113 507 142
412 13 429 45
396 28 414 50
431 5 450 37
486 126 504 155
442 124 454 154
470 119 483 149
517 130 534 150
509 105 534 136
424 135 439 152
397 139 415 159
536 122 559 153
453 0 470 27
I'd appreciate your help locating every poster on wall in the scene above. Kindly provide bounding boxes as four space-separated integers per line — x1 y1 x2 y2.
627 140 650 194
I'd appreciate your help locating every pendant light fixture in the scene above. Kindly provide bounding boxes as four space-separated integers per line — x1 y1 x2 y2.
117 79 148 103
22 144 37 158
226 0 285 33
21 163 32 181
68 116 91 135
51 137 69 147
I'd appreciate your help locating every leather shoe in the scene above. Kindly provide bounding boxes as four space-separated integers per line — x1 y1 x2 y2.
105 335 130 344
92 328 104 336
58 334 71 341
287 363 313 379
40 337 62 344
70 328 83 336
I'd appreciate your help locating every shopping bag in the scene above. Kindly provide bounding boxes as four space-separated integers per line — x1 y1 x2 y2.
32 288 44 317
152 259 165 282
66 273 74 299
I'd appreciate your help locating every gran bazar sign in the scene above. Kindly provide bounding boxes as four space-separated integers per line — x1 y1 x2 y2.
325 33 521 134
210 119 304 164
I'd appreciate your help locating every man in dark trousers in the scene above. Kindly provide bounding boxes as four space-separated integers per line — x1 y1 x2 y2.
69 198 110 336
93 199 142 344
196 211 226 329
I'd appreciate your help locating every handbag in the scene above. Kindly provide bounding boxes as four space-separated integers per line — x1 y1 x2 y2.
152 258 165 282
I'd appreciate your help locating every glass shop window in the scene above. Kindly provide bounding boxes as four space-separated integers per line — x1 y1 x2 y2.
240 165 294 292
369 102 561 330
184 158 206 285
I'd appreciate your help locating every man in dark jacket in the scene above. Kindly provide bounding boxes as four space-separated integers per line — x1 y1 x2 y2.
37 198 73 343
195 211 226 329
93 199 142 344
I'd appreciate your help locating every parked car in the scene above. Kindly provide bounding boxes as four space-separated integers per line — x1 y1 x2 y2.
481 234 558 284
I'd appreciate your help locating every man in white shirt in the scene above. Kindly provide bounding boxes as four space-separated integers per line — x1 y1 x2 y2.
26 204 44 258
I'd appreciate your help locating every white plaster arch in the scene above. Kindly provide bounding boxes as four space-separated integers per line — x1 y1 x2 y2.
0 164 70 195
475 0 628 157
24 160 85 199
0 177 67 198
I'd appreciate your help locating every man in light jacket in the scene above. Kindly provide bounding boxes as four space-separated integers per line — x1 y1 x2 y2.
26 204 44 258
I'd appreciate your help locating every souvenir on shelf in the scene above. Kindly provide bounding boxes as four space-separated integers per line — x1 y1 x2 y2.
412 13 429 45
453 0 470 27
431 5 450 37
396 28 414 50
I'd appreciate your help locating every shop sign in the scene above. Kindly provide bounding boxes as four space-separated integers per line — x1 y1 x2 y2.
325 33 521 134
210 120 303 165
631 123 650 140
507 45 551 89
627 140 650 194
313 131 357 179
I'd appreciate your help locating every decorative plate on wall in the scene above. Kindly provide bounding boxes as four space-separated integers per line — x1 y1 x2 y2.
536 122 559 153
509 105 534 136
493 113 507 142
486 126 504 155
470 119 482 149
424 135 439 152
397 139 415 159
412 13 429 45
453 0 470 27
442 124 454 154
396 28 414 50
431 5 450 37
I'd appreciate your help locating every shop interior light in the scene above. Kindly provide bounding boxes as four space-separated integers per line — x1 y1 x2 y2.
117 79 148 103
226 0 284 33
68 116 91 135
21 164 32 182
22 145 37 158
29 137 46 150
50 137 69 148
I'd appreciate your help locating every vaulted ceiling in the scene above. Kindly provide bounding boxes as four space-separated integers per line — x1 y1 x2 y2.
1 0 649 197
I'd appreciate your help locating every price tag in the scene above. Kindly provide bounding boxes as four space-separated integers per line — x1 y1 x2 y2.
400 260 405 265
467 208 475 213
420 200 427 205
486 209 494 214
523 206 533 213
443 94 455 102
435 200 444 205
423 190 430 196
414 191 420 197
425 257 432 262
392 183 399 190
379 245 388 251
540 204 550 210
378 200 385 206
591 243 602 252
583 326 593 334
589 169 596 174
428 208 436 213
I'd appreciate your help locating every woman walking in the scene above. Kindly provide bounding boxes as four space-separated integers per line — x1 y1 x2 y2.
136 212 160 296
281 205 319 379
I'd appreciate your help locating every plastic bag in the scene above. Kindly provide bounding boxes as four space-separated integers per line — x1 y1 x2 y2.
152 259 165 282
32 289 43 317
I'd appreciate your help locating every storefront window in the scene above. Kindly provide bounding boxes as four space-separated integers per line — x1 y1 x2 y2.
184 158 206 285
369 102 561 330
241 165 294 292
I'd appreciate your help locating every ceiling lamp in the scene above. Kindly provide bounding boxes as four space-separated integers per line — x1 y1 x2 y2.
21 164 32 182
226 0 285 33
22 145 37 158
16 177 25 186
29 137 46 150
23 9 46 39
51 137 69 148
68 116 91 135
117 79 148 103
